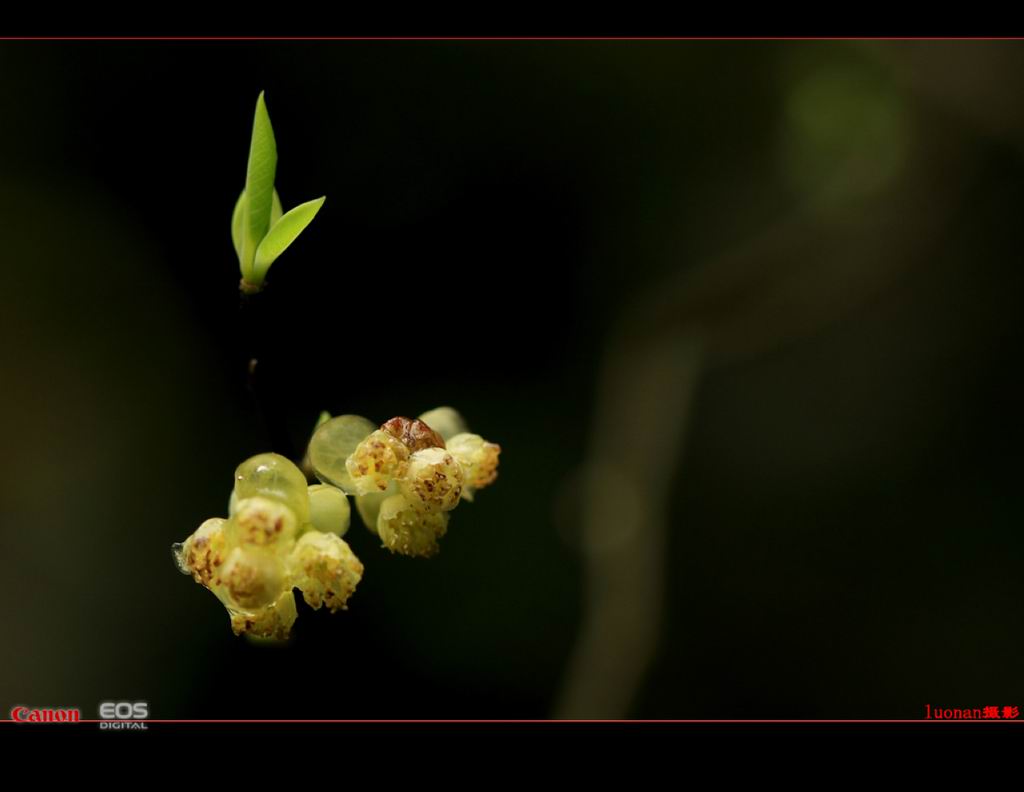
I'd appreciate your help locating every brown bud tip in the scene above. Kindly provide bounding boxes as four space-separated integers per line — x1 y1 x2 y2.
381 416 446 452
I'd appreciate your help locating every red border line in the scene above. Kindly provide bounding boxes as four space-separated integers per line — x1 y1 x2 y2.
4 718 1023 723
1 37 1024 42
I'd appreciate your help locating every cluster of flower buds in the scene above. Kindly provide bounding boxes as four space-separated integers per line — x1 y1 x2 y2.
308 407 501 558
173 453 363 640
174 407 500 639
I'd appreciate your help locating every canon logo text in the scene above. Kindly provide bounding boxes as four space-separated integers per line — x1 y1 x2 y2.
10 706 81 723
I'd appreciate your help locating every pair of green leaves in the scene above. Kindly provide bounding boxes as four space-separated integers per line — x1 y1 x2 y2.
232 92 325 292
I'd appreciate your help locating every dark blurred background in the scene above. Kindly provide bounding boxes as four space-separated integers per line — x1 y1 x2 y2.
1 41 1023 720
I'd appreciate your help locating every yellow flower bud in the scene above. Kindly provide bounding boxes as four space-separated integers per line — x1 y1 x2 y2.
399 447 464 512
307 484 352 537
234 452 311 525
214 546 285 610
289 531 364 612
175 518 229 589
447 433 501 490
345 429 410 494
229 496 298 547
377 494 450 558
229 589 298 641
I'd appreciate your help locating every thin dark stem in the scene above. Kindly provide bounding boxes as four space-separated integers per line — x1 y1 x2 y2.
237 286 296 460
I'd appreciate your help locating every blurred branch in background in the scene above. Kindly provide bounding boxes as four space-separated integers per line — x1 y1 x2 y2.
875 43 1024 159
555 333 702 718
555 43 979 717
